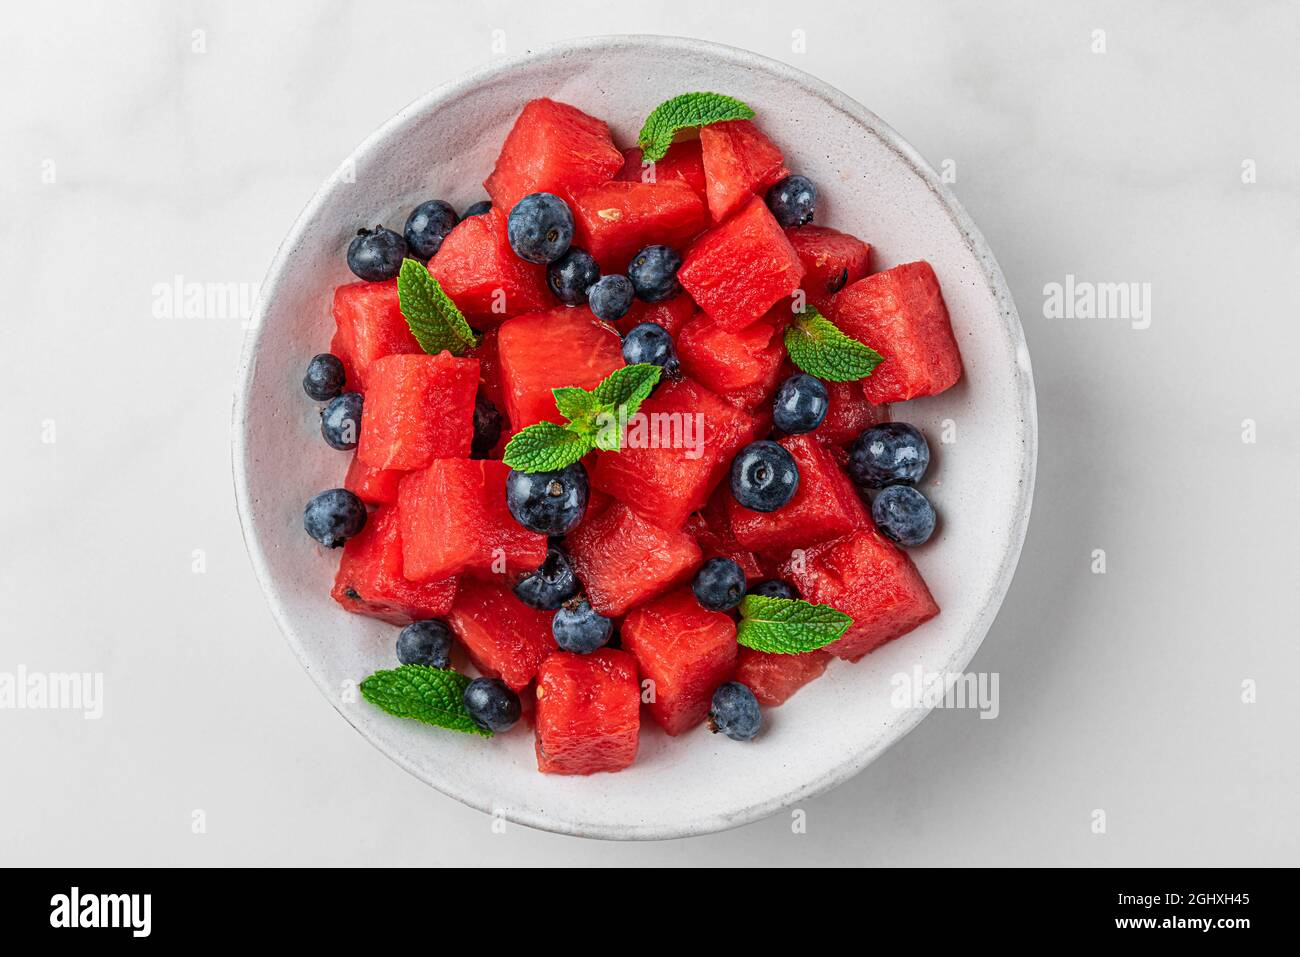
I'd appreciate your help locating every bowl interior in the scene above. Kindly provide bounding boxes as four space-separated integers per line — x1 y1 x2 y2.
234 36 1036 839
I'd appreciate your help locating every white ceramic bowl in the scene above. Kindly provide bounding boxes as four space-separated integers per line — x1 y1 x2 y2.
233 35 1037 840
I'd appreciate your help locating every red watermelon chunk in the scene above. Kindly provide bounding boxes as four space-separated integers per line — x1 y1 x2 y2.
728 433 868 558
832 261 963 403
484 98 624 211
621 588 738 736
329 280 422 392
734 648 830 706
428 208 552 326
785 225 872 313
781 527 939 660
535 649 640 775
685 485 763 581
678 196 805 331
469 326 508 417
565 502 701 616
497 306 624 428
591 377 761 530
330 507 456 625
357 353 478 470
617 140 707 200
614 294 695 337
818 378 890 446
569 179 708 272
676 311 783 395
398 459 546 581
446 578 556 690
699 119 788 222
344 455 403 506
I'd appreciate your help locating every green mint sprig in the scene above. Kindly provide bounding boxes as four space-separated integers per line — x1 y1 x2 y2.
784 305 883 382
736 594 853 654
359 664 491 737
396 259 478 356
502 364 662 472
637 92 755 163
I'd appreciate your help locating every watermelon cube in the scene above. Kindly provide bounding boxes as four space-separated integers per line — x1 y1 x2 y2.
676 311 783 395
832 261 963 403
678 196 805 331
329 280 422 392
330 507 456 625
785 225 872 313
818 378 890 446
728 433 868 557
621 588 738 735
357 353 479 470
699 119 788 222
535 649 640 775
496 306 624 429
446 577 557 690
781 527 939 660
469 326 508 417
344 455 403 506
614 294 695 337
617 139 707 200
484 98 624 211
684 484 763 582
398 459 547 581
569 180 708 272
565 502 701 616
734 648 830 706
428 208 552 326
590 377 760 530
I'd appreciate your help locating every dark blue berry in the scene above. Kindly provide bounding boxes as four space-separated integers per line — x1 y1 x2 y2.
505 463 589 535
708 682 762 741
547 247 600 305
847 423 930 488
507 192 573 264
749 579 797 601
320 391 363 450
470 393 503 459
462 200 492 218
730 440 799 512
303 353 346 402
692 557 747 612
621 322 680 378
463 677 521 733
346 225 406 281
772 373 829 434
765 175 817 228
403 200 459 260
587 274 635 322
396 620 453 668
513 544 579 610
627 244 682 302
552 598 613 654
304 488 366 548
871 485 936 547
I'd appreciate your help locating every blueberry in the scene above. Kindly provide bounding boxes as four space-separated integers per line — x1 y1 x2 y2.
513 544 579 610
692 557 747 612
772 373 829 434
765 175 817 228
547 247 600 306
552 598 613 654
730 440 799 512
403 200 459 260
708 682 762 741
395 620 453 668
346 225 406 281
847 423 930 488
506 463 589 535
621 322 680 378
462 200 492 218
303 353 346 402
303 488 367 548
507 192 573 263
749 579 797 601
871 485 936 547
470 393 504 459
627 244 682 302
587 274 635 322
463 677 521 733
320 391 363 450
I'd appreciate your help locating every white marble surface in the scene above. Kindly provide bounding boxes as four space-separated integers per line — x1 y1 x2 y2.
2 0 1297 865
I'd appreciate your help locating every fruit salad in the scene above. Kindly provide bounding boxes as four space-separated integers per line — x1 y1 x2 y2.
298 92 963 775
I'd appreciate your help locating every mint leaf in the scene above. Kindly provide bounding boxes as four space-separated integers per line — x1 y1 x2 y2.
359 665 490 737
637 92 755 163
552 387 599 429
784 306 882 382
396 259 478 356
502 421 593 472
736 594 852 654
590 363 661 414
